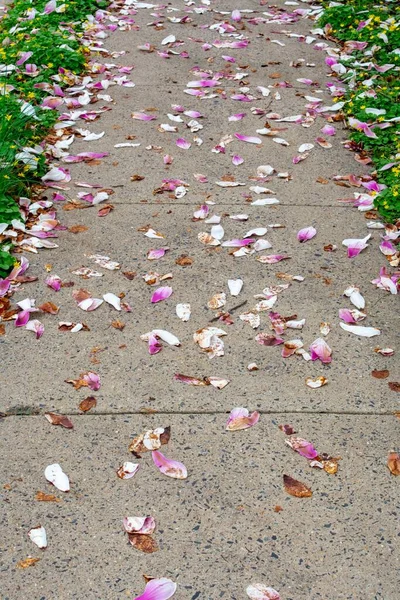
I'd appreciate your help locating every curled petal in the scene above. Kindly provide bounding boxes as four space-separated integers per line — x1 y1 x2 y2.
117 462 139 480
45 275 62 291
103 293 122 311
148 333 163 355
25 319 44 339
83 371 101 391
123 516 156 535
234 133 262 144
309 338 332 363
226 407 260 431
286 436 318 459
152 450 187 479
247 584 280 600
232 154 244 166
342 234 371 258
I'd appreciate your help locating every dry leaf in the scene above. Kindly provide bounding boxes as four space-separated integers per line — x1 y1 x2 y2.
371 370 389 379
128 534 158 553
35 491 61 502
273 505 283 513
68 225 88 233
283 474 312 498
388 452 400 475
44 412 73 429
316 177 329 184
131 175 145 181
388 382 400 392
175 255 193 267
123 271 137 280
0 324 5 335
79 396 97 412
111 320 125 330
39 302 59 315
278 424 296 435
98 204 114 217
17 558 41 569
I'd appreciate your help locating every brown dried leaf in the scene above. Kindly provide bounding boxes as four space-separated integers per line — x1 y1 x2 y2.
98 204 114 217
316 177 329 184
131 174 145 181
175 255 193 267
371 369 389 379
72 288 91 303
0 324 5 335
79 396 97 412
68 225 88 234
122 271 137 280
111 320 125 331
388 382 400 392
387 452 400 476
269 72 281 79
128 534 158 553
278 424 296 435
17 558 41 569
129 426 171 455
39 302 59 315
273 505 283 513
44 412 73 429
35 491 61 502
283 474 312 498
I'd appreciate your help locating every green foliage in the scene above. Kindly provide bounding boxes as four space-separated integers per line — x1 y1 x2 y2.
319 0 400 222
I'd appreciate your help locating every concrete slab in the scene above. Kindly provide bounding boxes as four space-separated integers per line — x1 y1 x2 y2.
1 414 399 600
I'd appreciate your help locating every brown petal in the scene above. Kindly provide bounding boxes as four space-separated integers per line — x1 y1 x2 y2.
128 534 158 553
111 320 125 331
17 558 41 569
283 474 312 498
388 382 400 392
175 255 193 267
278 424 296 435
78 396 97 412
122 271 137 280
98 204 114 217
387 452 400 476
39 301 59 315
44 412 73 429
0 324 5 335
371 370 389 379
68 225 88 233
35 491 61 502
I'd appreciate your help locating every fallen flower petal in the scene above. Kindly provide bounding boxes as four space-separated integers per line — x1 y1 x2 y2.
129 427 171 455
44 412 73 429
151 286 173 303
103 293 122 311
152 450 187 479
388 452 400 476
305 376 328 389
343 286 365 309
25 319 44 339
342 234 371 258
226 407 260 431
309 338 332 363
234 133 262 145
286 437 319 459
44 464 69 492
28 526 47 549
297 226 316 242
117 462 139 480
133 578 176 600
340 323 381 337
123 516 156 535
176 303 191 321
246 584 280 600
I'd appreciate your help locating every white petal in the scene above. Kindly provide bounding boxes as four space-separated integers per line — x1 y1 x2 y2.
340 323 381 337
228 279 243 296
152 329 180 346
28 525 47 549
103 293 122 311
44 463 70 492
176 303 191 321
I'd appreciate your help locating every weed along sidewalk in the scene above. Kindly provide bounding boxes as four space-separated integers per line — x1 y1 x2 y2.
0 1 399 599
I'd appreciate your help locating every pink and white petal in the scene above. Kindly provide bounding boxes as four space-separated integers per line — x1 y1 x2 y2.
232 154 244 166
246 584 280 600
226 407 260 431
117 462 139 480
297 226 317 242
151 286 173 303
133 578 177 600
309 338 332 363
25 319 44 339
83 371 101 391
234 133 262 145
148 333 163 355
152 450 187 479
123 516 156 535
176 138 191 150
15 309 31 327
285 436 318 460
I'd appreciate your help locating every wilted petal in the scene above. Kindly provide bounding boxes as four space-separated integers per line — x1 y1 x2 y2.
83 371 101 391
152 450 187 479
226 407 260 431
282 339 303 358
44 463 70 492
45 275 62 291
305 376 328 389
133 578 177 600
123 516 156 535
342 234 371 258
286 436 318 459
26 319 44 339
117 462 139 479
309 338 332 363
343 286 365 309
339 308 366 323
297 226 316 242
78 297 104 311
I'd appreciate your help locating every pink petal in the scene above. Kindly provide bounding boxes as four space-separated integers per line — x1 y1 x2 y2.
255 333 284 346
147 248 169 260
148 333 163 355
247 584 280 600
45 275 62 291
176 138 191 150
123 516 156 535
222 238 255 248
152 450 187 479
226 407 260 431
320 124 336 136
380 240 396 256
309 338 332 364
0 279 11 297
151 286 173 303
222 55 236 63
83 372 101 391
232 154 244 166
234 133 262 145
163 154 173 165
25 319 44 339
15 310 31 327
342 234 371 258
133 578 177 600
131 112 157 121
297 226 317 242
286 437 318 460
187 80 217 88
257 254 290 264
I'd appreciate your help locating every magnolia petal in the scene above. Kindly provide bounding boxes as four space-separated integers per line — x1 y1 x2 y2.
207 376 230 390
342 234 371 258
151 286 173 303
246 584 280 600
28 526 47 549
176 303 191 322
152 329 180 346
117 462 139 480
286 437 319 459
133 578 177 600
78 297 104 311
147 248 169 260
103 293 122 311
339 308 366 323
340 323 381 337
234 133 262 145
232 154 244 166
343 286 365 310
228 279 243 296
226 407 260 431
309 338 332 363
297 226 316 242
152 450 187 479
25 319 44 339
123 516 156 535
306 376 328 388
44 463 70 492
176 138 191 149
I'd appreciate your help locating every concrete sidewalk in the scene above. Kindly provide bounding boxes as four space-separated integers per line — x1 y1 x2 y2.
1 1 399 599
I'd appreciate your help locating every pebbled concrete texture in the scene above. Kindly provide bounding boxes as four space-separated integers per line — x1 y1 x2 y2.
1 0 399 599
1 414 400 600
